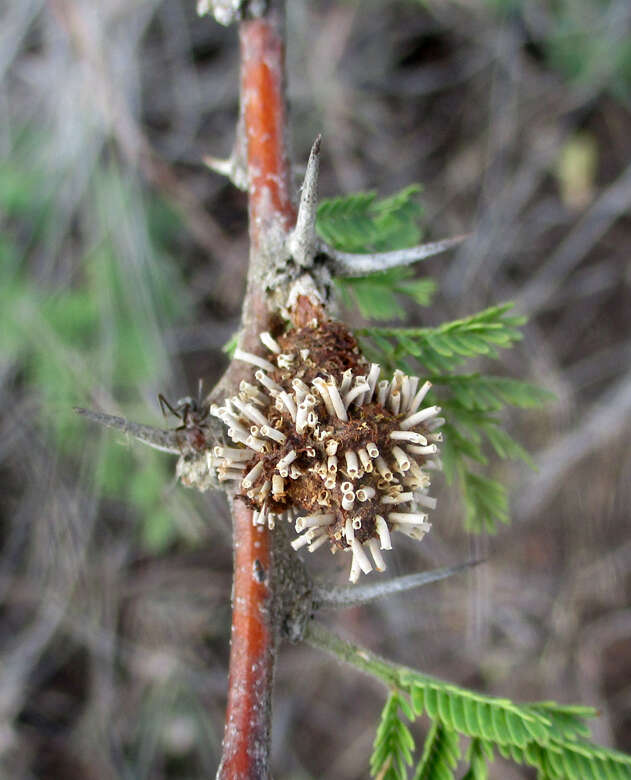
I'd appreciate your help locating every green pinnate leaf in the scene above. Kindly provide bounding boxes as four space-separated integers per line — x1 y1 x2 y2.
357 303 525 374
335 266 436 322
371 692 416 780
462 471 510 533
431 374 555 411
462 739 492 780
414 722 460 780
317 185 423 253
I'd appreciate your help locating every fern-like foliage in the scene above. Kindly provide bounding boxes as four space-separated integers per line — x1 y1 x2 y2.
317 185 423 253
356 303 526 374
370 668 631 779
413 722 460 780
356 303 552 532
317 186 438 320
371 691 416 780
335 266 437 321
462 739 492 779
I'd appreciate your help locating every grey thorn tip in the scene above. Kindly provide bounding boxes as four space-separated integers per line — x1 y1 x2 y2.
73 407 181 454
313 559 485 610
287 134 322 268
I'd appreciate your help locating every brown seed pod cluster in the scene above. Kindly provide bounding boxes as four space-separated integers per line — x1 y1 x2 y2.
210 316 443 583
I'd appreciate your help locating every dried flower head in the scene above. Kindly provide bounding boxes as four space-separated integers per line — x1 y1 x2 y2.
208 308 443 583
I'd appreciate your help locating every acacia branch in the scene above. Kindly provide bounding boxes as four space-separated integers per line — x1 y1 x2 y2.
217 497 276 779
216 5 296 778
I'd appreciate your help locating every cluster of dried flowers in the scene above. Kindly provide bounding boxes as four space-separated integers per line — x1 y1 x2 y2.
204 304 443 583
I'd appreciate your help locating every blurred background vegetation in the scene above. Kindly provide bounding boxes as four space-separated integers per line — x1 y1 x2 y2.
1 0 630 777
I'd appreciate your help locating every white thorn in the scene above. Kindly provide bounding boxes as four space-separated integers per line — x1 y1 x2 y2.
296 403 309 433
217 469 244 482
239 380 268 404
427 417 446 431
286 134 321 267
400 376 411 412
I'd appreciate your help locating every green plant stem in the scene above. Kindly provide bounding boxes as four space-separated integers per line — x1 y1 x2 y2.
304 620 401 689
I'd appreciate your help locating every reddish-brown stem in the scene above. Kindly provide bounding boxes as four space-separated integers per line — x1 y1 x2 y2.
217 6 295 779
217 498 274 779
241 18 295 237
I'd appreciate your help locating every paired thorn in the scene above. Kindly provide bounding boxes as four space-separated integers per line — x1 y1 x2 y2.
286 134 322 268
210 130 467 278
203 153 248 191
73 407 181 454
326 234 470 277
313 559 484 609
204 113 248 190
